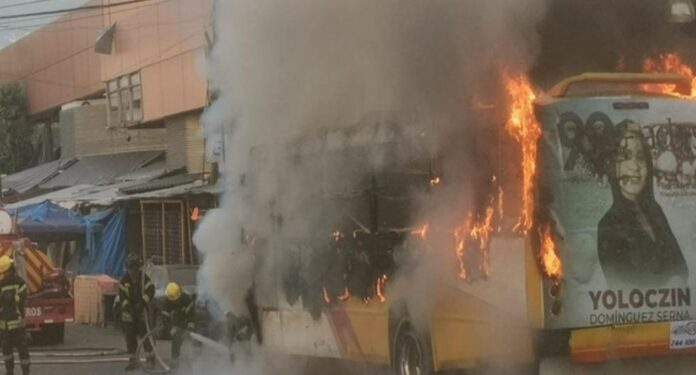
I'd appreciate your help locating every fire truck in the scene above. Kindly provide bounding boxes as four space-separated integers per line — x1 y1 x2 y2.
0 210 73 344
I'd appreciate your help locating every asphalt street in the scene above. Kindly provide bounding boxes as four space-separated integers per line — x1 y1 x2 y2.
17 324 390 375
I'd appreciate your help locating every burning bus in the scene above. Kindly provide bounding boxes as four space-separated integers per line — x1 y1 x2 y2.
232 70 696 374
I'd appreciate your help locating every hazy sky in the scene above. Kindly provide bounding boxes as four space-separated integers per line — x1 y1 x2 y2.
0 0 89 49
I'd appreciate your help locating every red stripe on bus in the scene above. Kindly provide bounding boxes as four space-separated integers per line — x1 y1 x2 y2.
327 307 365 359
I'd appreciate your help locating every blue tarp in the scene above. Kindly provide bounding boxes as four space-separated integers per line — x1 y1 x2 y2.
77 208 126 278
11 201 101 235
10 201 126 278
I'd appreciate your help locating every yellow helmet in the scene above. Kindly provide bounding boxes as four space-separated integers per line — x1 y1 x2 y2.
0 256 13 274
165 282 182 302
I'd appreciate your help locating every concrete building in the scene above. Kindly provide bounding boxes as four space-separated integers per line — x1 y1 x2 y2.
0 0 216 266
0 0 213 172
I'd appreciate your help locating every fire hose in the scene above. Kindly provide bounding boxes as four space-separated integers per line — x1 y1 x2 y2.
135 324 232 374
134 319 170 374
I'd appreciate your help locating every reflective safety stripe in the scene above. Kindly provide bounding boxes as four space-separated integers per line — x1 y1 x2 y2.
119 284 130 294
161 311 171 317
17 284 26 294
144 281 153 290
0 285 17 293
121 312 133 322
0 319 25 331
142 294 151 303
184 302 194 314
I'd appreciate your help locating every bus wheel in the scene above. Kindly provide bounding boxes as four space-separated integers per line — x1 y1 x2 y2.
394 325 433 375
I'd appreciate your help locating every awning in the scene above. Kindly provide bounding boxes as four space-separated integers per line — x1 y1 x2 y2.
120 173 203 195
5 185 94 210
1 159 76 195
114 181 222 201
40 151 164 189
5 181 145 209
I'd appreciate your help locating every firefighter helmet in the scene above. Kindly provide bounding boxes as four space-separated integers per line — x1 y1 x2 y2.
0 256 13 273
165 282 182 301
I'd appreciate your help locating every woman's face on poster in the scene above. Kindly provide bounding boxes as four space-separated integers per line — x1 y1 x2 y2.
617 131 648 201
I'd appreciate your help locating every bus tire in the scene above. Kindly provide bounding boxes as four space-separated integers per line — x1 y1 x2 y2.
393 323 434 375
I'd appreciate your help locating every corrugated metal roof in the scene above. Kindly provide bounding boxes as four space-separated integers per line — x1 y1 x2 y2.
119 173 203 195
2 159 76 194
5 185 94 210
115 156 168 182
6 180 147 209
115 181 220 201
40 151 164 189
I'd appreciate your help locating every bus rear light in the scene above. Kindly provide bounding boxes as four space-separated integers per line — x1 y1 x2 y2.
550 300 563 318
549 280 563 299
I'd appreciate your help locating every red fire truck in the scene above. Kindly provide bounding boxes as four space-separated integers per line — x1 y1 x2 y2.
0 209 74 344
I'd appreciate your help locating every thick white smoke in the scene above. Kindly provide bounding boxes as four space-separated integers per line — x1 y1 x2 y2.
197 0 547 318
192 5 548 375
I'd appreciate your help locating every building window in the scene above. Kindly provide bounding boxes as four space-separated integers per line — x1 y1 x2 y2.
106 72 142 126
140 200 190 265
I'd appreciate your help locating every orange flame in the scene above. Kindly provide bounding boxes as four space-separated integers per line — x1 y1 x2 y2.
642 52 696 98
504 73 542 234
190 207 201 221
338 287 351 302
376 274 388 303
539 224 562 279
454 179 502 282
430 176 441 186
332 230 344 242
454 214 473 281
322 287 331 304
411 224 429 239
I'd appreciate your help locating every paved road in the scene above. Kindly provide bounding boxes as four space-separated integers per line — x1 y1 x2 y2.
19 324 390 375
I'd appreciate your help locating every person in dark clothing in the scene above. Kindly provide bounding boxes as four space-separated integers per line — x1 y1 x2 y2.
161 282 195 365
598 121 688 288
0 256 29 375
119 254 155 371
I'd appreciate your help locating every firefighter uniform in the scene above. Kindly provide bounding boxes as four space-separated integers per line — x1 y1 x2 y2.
161 282 195 360
0 256 29 375
119 255 155 371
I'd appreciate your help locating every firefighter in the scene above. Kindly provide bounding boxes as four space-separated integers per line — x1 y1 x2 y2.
0 256 29 375
161 282 195 365
119 254 155 371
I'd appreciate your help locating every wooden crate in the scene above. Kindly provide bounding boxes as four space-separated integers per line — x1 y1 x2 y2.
73 275 119 325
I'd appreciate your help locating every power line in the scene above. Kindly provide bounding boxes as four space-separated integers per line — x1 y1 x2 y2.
0 0 57 11
0 0 173 26
0 13 204 34
0 0 154 21
0 25 209 92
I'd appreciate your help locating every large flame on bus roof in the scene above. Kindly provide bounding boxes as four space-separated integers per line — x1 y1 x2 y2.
642 52 696 98
504 74 541 234
539 224 562 279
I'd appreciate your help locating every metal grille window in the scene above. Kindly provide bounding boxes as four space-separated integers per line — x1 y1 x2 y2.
106 72 142 126
141 200 187 265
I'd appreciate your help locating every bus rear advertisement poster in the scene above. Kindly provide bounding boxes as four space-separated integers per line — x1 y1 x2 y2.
538 96 696 329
